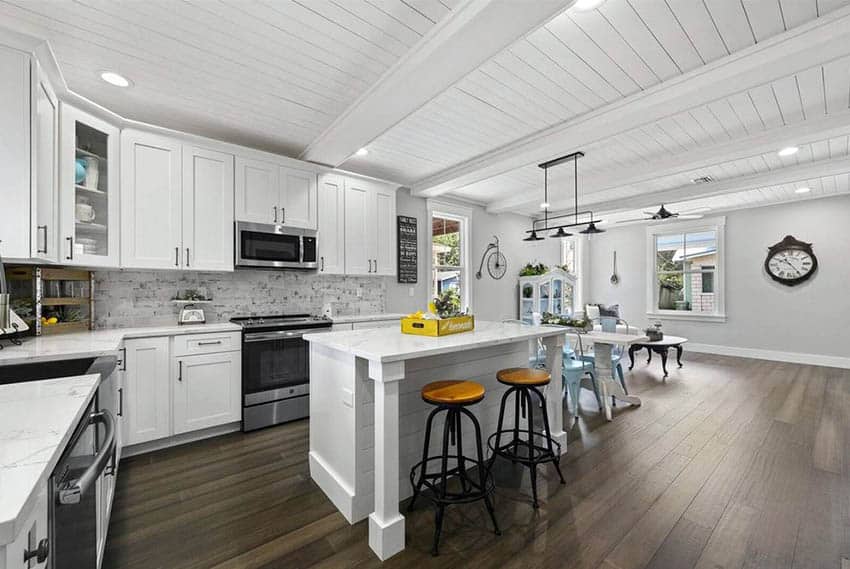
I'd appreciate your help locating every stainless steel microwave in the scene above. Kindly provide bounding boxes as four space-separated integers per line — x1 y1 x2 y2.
235 221 318 269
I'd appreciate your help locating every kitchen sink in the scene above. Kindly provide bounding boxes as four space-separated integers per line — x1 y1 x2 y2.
0 356 117 385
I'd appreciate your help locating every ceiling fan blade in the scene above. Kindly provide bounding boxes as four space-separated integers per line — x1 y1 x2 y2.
616 217 650 223
677 214 704 220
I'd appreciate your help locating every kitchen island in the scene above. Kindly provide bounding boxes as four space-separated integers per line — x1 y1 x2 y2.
304 321 566 560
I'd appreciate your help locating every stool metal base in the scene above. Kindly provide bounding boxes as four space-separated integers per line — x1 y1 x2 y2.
408 404 500 556
489 383 566 508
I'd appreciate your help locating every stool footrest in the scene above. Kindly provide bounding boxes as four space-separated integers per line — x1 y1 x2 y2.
487 430 562 467
409 456 496 506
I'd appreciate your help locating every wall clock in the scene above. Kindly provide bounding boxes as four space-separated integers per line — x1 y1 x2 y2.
764 235 818 286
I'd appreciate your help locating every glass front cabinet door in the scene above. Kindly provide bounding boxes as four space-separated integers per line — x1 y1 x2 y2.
59 103 120 267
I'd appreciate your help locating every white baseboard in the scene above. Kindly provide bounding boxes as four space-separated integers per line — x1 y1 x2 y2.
309 451 371 524
122 422 241 457
687 342 850 369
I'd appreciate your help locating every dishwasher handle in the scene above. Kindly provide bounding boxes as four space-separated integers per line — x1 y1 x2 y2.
57 410 116 505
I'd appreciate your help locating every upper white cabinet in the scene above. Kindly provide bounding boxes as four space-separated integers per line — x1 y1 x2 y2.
0 46 31 260
60 104 120 267
121 130 183 269
32 62 59 263
235 153 317 229
121 130 235 271
182 146 234 271
344 177 397 276
317 173 345 274
0 46 60 263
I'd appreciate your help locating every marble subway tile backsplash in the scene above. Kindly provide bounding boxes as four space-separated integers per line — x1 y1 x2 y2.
93 270 387 329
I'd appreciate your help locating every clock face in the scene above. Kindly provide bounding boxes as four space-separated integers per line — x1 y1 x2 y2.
767 249 815 281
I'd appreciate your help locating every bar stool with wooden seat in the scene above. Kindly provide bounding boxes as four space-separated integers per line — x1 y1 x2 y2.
408 380 500 556
487 367 565 508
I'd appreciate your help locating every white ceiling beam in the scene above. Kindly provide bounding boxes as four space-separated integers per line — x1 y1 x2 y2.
298 0 574 167
413 5 850 199
485 110 850 213
587 156 850 217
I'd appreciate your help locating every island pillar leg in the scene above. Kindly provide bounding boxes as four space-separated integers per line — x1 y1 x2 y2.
542 334 566 452
368 359 406 560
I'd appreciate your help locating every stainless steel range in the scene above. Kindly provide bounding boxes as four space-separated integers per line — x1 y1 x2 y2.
230 314 331 431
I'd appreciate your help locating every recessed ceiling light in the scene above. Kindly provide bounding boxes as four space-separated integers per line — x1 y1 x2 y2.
572 0 606 11
539 201 550 209
100 71 131 87
777 146 799 157
355 148 369 157
795 187 811 194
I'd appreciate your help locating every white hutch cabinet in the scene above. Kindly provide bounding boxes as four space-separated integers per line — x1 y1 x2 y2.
519 268 577 323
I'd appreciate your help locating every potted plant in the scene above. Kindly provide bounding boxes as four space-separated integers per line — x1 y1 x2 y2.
519 262 549 277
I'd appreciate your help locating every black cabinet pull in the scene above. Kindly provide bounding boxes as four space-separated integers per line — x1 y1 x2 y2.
117 387 123 417
186 247 190 267
66 236 73 260
175 247 179 266
178 360 183 382
273 206 278 223
320 256 325 271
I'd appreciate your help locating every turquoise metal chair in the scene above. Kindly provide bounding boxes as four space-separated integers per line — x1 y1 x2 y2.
562 334 601 424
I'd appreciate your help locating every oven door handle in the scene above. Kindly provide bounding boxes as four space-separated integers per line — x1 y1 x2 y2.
243 328 327 342
57 410 116 505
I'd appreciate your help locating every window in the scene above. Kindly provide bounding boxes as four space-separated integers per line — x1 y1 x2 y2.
561 238 577 275
646 218 725 321
429 202 471 312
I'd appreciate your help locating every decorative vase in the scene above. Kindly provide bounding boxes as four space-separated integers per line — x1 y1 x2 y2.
84 156 100 190
75 159 86 184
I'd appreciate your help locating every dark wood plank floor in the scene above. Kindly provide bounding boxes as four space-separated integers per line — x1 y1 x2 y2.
103 354 850 569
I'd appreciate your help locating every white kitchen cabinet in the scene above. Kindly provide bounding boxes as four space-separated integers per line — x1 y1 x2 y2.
372 185 396 276
120 130 183 269
182 146 234 271
344 178 397 276
235 156 279 224
318 173 345 274
235 153 317 229
173 350 241 434
122 337 171 446
31 62 59 263
2 487 48 569
59 104 120 267
0 45 31 260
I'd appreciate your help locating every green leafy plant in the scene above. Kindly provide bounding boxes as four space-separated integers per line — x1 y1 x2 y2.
519 262 549 277
541 312 588 328
433 289 461 318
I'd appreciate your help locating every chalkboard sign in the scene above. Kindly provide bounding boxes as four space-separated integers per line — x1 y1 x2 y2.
397 216 418 284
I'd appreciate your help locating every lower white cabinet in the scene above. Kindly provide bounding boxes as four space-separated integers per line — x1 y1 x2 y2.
122 337 171 446
173 351 241 434
121 333 241 448
2 486 48 569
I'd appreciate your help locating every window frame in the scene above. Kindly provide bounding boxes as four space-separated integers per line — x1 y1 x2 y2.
645 216 726 322
427 200 472 312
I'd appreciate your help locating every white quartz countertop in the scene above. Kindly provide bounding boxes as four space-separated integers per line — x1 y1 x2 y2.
0 374 100 545
330 313 405 324
304 320 565 363
0 322 241 366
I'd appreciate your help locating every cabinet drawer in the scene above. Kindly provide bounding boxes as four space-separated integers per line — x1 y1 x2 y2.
173 331 241 356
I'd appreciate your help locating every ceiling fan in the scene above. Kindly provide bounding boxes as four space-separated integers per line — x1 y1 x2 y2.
616 204 709 224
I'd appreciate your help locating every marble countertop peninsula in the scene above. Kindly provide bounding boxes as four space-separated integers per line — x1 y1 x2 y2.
0 322 241 366
304 320 565 363
0 374 100 546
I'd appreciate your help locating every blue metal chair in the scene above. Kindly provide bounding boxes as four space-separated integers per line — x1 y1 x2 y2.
561 334 601 424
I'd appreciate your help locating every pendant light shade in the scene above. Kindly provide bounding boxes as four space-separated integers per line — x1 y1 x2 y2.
550 227 572 238
523 230 544 241
579 221 605 234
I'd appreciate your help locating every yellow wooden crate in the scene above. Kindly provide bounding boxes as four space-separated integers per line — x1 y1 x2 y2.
401 315 474 337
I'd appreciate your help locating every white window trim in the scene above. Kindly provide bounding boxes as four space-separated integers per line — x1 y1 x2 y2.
645 216 727 323
427 200 473 312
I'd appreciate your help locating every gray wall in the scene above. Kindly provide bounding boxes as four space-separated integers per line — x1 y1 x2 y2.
94 269 386 328
586 195 850 358
386 189 561 321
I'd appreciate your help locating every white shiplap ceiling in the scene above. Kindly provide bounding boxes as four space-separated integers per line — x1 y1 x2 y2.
2 0 850 218
0 0 457 155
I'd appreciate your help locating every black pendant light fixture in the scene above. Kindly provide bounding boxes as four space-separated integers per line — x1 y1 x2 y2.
522 151 604 241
